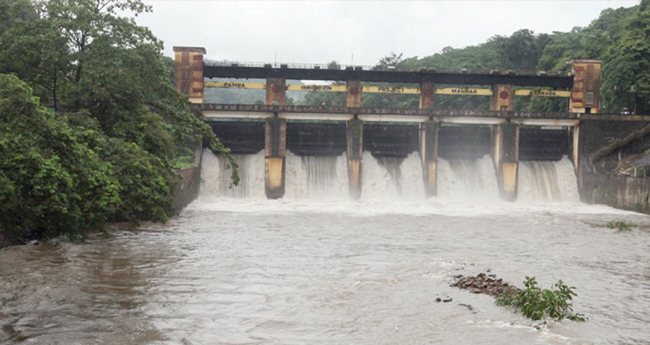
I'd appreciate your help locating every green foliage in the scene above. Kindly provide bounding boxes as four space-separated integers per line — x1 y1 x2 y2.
0 74 120 242
495 276 585 322
0 0 239 243
601 1 650 114
297 4 646 113
606 219 637 230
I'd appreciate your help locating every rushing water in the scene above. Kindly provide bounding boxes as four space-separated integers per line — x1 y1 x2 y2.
2 151 650 345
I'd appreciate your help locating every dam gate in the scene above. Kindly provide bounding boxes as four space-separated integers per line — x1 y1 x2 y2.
173 46 645 201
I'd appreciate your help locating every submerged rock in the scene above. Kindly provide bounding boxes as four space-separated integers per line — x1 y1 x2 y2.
450 272 516 297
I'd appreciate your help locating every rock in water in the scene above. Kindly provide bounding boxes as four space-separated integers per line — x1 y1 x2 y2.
450 273 516 297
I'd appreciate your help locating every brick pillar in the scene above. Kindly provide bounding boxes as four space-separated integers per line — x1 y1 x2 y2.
493 123 519 201
173 46 206 104
347 80 361 107
568 59 602 114
419 121 439 197
491 84 514 111
266 78 286 105
347 118 363 200
265 117 286 199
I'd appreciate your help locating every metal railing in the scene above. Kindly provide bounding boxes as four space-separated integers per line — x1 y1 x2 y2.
203 60 569 77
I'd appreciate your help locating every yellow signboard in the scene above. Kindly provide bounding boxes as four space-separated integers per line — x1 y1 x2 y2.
204 82 573 99
287 84 347 92
515 90 571 97
435 88 492 96
204 81 266 89
362 86 421 94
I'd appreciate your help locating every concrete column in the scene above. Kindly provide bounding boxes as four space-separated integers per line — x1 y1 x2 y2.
572 125 583 191
419 82 435 110
419 121 439 197
266 78 286 105
567 59 602 114
493 123 519 201
265 116 287 199
347 118 363 200
173 46 206 104
347 80 361 107
491 84 515 111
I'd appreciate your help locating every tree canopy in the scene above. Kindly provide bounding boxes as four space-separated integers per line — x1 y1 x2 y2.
298 4 646 114
0 0 237 244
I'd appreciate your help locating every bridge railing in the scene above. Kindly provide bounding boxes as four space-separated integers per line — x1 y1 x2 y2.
194 103 580 119
203 60 567 77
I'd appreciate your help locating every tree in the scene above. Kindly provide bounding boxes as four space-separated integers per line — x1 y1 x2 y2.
0 74 120 243
602 0 650 114
0 0 239 242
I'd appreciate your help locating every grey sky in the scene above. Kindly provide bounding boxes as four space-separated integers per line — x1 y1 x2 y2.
136 1 639 67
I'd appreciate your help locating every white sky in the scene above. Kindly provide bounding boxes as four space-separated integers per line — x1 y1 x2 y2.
136 1 639 66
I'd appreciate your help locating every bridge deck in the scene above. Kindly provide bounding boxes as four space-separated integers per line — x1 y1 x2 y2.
195 104 582 126
203 65 573 88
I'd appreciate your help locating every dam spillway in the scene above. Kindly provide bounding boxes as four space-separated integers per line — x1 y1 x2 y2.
206 120 576 202
200 149 580 203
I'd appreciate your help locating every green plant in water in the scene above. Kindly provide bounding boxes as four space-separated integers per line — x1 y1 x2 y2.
606 219 637 231
495 276 585 322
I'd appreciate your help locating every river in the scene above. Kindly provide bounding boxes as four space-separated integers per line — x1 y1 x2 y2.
1 151 649 344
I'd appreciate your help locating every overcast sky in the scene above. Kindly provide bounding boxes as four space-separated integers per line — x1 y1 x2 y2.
135 1 639 67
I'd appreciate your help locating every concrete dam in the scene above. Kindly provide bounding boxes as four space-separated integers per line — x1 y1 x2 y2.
206 120 575 201
170 47 650 209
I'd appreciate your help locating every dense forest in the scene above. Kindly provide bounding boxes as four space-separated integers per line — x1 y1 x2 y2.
2 0 650 244
0 0 237 245
301 2 649 115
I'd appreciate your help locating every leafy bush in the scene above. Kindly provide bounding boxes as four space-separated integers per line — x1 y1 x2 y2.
0 74 120 243
606 219 637 231
495 276 585 322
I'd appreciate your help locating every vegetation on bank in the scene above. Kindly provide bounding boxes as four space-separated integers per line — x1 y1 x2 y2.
452 273 585 322
495 276 586 322
0 0 238 245
302 1 650 115
606 219 638 231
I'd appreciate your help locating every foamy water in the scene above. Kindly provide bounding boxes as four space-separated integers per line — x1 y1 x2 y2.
3 150 647 345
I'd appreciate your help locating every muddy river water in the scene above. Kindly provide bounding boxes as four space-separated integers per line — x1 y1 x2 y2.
2 152 650 344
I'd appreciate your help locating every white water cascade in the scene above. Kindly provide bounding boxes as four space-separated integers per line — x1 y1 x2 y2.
360 151 426 201
200 150 579 203
517 157 580 202
199 149 265 199
284 151 349 199
436 155 500 202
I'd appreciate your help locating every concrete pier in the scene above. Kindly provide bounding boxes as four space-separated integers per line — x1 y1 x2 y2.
493 123 519 201
173 46 206 104
491 84 514 111
265 117 287 199
419 121 439 197
347 80 361 108
266 78 286 105
419 82 435 110
347 118 363 200
568 60 602 114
